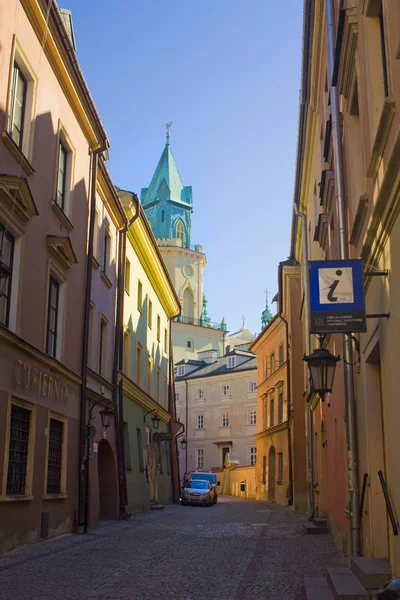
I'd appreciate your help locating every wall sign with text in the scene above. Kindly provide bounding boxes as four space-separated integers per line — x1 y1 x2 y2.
309 259 367 333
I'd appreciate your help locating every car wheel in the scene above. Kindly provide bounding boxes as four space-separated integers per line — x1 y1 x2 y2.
214 496 218 504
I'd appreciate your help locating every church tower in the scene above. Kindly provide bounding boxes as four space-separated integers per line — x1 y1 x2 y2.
141 126 226 363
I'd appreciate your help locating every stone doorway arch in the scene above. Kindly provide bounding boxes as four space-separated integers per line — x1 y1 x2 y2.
97 439 118 520
268 445 276 502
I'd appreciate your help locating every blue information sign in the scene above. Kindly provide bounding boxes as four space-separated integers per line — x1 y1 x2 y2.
309 259 366 333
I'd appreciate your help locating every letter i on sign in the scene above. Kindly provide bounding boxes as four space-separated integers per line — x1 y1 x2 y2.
318 267 354 304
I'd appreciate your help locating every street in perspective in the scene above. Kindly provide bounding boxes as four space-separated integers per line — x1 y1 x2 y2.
1 0 400 599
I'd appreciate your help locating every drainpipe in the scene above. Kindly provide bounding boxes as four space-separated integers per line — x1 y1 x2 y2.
80 144 107 531
293 204 314 519
325 0 360 556
113 194 140 518
185 379 189 476
167 311 182 503
279 298 293 506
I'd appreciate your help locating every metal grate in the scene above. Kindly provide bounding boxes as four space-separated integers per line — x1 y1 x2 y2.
6 405 31 495
47 418 64 494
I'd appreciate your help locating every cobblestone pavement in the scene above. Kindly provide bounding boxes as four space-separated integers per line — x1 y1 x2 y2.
0 497 347 600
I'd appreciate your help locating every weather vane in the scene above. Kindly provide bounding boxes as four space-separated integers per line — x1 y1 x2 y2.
265 288 269 302
166 121 172 140
241 314 246 327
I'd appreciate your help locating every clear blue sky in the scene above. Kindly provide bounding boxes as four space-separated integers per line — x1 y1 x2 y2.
65 0 303 336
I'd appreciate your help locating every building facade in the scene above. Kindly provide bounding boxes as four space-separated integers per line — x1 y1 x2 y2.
291 0 400 573
118 190 181 513
252 262 307 512
175 348 257 479
0 0 108 550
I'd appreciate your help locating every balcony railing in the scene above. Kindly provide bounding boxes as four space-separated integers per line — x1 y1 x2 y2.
157 237 204 253
175 315 227 330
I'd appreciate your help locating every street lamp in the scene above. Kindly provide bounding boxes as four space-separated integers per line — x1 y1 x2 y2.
143 410 161 429
303 347 340 397
84 400 115 533
180 437 187 450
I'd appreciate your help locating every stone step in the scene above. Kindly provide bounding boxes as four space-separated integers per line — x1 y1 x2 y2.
327 567 370 599
314 518 328 526
150 503 164 510
303 522 329 535
351 557 391 590
304 576 335 600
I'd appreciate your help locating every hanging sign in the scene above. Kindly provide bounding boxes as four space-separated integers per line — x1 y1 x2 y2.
151 432 171 442
309 259 366 333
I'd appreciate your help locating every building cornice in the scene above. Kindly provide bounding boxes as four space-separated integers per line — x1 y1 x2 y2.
254 421 288 440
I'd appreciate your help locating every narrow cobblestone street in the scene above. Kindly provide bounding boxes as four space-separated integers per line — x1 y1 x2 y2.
0 497 347 600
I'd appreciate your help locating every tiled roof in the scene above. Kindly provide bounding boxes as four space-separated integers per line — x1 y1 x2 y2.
175 356 257 381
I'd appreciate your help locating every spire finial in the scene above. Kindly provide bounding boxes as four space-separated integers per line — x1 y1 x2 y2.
241 314 246 327
166 121 172 144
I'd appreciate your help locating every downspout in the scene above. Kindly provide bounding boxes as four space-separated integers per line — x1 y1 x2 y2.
113 194 140 518
278 264 293 506
293 204 314 519
168 322 182 503
185 379 189 476
80 143 107 529
325 0 360 556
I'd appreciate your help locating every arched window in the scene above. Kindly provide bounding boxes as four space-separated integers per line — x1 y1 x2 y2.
183 288 193 323
176 220 185 243
161 210 165 223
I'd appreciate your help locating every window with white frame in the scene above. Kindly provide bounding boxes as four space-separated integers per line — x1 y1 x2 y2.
249 381 257 393
0 225 15 328
178 365 185 377
197 388 204 400
8 62 27 149
249 447 257 466
222 384 230 396
196 448 204 469
228 356 235 368
175 392 180 404
248 408 257 426
196 414 204 429
221 412 229 427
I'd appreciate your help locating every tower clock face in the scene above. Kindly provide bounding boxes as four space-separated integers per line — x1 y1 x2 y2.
183 265 194 279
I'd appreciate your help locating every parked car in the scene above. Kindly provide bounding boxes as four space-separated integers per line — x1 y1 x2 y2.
181 479 215 506
189 471 220 503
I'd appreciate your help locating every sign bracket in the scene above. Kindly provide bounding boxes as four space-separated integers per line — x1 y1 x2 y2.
364 271 389 278
366 313 390 319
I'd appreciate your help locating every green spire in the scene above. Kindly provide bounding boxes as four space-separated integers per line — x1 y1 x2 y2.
261 291 273 329
200 294 213 328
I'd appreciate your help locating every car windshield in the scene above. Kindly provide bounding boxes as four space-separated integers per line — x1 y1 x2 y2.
187 481 209 489
191 473 216 484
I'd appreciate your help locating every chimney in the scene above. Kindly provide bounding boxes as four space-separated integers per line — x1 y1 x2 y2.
197 349 218 364
225 345 231 355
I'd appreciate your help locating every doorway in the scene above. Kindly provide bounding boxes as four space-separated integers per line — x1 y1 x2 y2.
97 440 118 520
222 446 230 468
268 446 276 502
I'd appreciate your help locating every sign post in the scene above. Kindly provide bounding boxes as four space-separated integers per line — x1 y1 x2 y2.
309 259 366 334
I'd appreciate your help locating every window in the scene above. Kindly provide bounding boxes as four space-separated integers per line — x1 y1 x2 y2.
278 390 284 424
263 400 267 429
8 63 27 149
249 447 257 466
161 210 165 223
197 388 204 400
263 356 267 379
378 5 389 97
6 404 31 495
103 228 111 275
123 423 132 471
125 258 131 293
187 340 192 349
136 343 142 385
137 428 144 472
99 317 107 376
278 344 284 367
196 448 204 469
46 277 60 358
56 142 68 211
222 412 229 427
137 280 143 312
222 385 230 396
157 315 161 341
249 381 257 393
176 220 185 243
0 225 14 327
164 328 168 353
278 453 283 483
196 414 204 429
248 408 257 426
175 392 180 404
148 299 152 329
93 209 100 263
123 331 130 374
46 418 64 494
147 357 153 395
156 368 160 401
178 365 185 377
270 397 275 428
262 455 267 484
228 356 235 368
270 353 276 374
